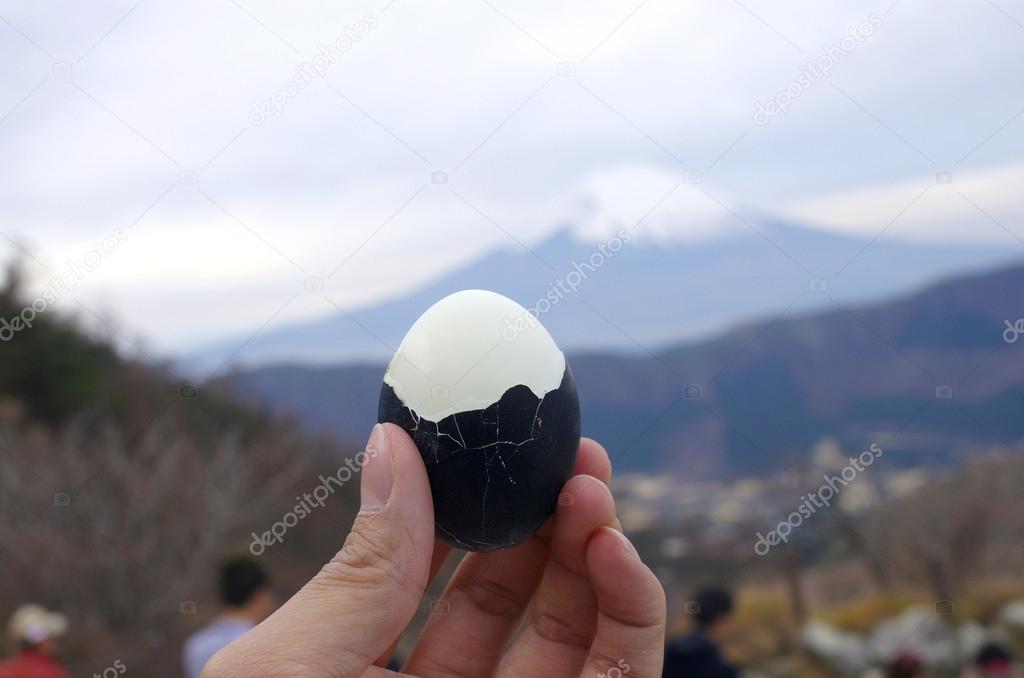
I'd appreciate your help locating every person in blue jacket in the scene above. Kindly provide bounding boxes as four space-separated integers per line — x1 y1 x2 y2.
664 587 740 678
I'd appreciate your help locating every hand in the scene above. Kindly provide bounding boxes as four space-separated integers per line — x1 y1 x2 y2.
204 423 666 677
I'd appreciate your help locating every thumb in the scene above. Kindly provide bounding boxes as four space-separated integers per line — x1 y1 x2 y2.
206 423 435 677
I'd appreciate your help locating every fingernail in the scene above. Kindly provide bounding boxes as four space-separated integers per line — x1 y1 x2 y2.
361 424 393 510
606 527 638 558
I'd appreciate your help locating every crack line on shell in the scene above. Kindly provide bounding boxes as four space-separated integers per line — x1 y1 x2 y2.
492 446 517 485
464 437 537 451
452 413 467 448
530 394 546 437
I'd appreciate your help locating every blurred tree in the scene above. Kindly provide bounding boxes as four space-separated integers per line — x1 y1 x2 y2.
0 257 362 676
0 259 118 424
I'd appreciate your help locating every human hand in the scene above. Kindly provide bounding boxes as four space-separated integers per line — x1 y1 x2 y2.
204 423 666 677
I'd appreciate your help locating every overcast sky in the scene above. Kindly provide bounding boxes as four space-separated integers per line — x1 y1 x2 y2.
2 0 1023 353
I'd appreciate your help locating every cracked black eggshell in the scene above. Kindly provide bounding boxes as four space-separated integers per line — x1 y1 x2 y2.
377 289 580 551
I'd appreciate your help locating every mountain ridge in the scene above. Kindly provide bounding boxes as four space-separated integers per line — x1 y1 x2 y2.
219 259 1024 480
187 219 1018 373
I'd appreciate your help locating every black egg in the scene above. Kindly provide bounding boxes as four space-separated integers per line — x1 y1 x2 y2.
377 289 580 551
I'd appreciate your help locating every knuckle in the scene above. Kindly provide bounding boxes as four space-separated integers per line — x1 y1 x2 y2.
612 599 666 630
603 574 667 630
531 608 593 649
451 576 526 622
623 580 668 629
338 517 393 570
316 516 421 600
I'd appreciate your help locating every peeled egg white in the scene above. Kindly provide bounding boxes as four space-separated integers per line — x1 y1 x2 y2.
378 289 580 551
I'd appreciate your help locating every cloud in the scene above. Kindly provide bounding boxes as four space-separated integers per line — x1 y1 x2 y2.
783 163 1024 245
1 0 1022 350
551 164 743 242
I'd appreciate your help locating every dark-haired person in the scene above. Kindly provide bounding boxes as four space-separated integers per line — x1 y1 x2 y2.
963 642 1019 678
0 605 71 678
886 651 924 678
183 557 275 678
663 587 739 678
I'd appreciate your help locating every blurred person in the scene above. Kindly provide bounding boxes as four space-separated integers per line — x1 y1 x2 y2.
963 642 1018 678
663 586 739 678
886 652 924 678
201 424 667 677
0 604 71 678
183 557 275 678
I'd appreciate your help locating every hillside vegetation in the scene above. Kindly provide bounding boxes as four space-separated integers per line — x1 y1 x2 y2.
0 261 361 677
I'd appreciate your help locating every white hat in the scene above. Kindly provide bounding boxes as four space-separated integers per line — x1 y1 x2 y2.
8 605 68 646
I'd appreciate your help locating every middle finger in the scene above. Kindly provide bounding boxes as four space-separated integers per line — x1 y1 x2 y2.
401 438 611 677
